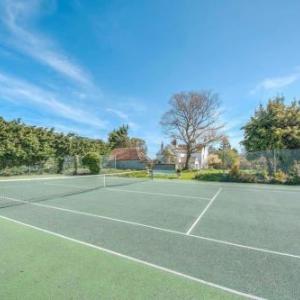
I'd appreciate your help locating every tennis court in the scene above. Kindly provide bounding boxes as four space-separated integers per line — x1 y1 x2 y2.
1 172 300 299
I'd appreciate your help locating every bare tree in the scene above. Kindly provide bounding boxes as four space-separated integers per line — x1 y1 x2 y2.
160 91 223 169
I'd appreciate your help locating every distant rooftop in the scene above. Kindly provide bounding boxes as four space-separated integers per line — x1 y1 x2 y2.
111 147 149 161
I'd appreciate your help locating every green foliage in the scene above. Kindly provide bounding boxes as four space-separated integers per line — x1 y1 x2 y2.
218 148 240 169
229 163 240 178
108 125 130 149
287 161 300 184
0 117 108 174
219 136 231 151
210 136 240 170
108 125 147 153
82 152 101 174
242 97 300 175
207 154 222 169
121 167 299 185
194 169 227 181
272 170 288 184
242 97 300 151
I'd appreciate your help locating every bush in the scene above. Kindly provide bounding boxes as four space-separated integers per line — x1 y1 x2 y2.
82 152 101 174
287 161 300 184
287 174 300 185
261 170 270 182
272 170 288 184
229 163 240 178
235 172 257 183
195 170 226 182
218 149 240 169
207 154 222 169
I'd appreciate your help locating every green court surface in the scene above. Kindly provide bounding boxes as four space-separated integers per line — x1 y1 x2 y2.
0 175 300 299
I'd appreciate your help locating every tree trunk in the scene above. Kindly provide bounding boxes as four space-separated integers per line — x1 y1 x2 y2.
266 156 273 175
184 150 191 170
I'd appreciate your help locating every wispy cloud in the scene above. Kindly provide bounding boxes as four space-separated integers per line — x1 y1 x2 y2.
251 72 300 94
0 0 91 85
106 107 139 130
0 71 107 129
106 108 129 120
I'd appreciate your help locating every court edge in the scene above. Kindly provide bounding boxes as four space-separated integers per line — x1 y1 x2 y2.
0 214 265 300
3 196 300 260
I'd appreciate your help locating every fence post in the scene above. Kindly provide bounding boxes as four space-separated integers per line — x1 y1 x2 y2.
273 149 277 174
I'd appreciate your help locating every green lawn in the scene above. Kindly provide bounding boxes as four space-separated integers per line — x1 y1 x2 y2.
0 217 239 300
152 169 226 181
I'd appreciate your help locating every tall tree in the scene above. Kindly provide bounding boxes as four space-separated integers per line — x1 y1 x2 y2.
242 97 300 173
107 125 147 153
161 91 223 169
242 97 300 151
219 136 231 151
108 125 130 149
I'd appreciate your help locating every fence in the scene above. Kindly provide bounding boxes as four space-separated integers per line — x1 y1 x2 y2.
207 148 300 184
239 149 300 174
153 163 175 171
0 154 117 177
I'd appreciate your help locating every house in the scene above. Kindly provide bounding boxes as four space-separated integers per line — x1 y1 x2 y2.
156 140 208 170
110 147 150 170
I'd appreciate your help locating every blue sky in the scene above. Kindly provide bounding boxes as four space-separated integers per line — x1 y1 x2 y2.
0 0 300 157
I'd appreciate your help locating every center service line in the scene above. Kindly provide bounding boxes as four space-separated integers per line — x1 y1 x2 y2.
186 188 223 235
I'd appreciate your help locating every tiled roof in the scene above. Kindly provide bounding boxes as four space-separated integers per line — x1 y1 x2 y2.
111 147 149 161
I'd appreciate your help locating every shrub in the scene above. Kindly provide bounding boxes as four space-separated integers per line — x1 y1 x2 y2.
82 152 101 174
236 173 257 183
287 161 300 184
207 154 222 169
194 170 226 182
272 170 288 184
287 174 300 185
229 162 240 178
218 149 240 169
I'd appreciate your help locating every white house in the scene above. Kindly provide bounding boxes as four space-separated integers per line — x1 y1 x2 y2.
156 140 208 170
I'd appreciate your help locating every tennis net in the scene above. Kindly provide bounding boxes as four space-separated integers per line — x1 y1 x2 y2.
0 170 150 209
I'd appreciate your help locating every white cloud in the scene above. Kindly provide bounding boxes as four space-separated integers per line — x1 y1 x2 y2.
106 108 129 120
106 108 139 130
0 0 91 85
251 72 300 94
0 71 107 129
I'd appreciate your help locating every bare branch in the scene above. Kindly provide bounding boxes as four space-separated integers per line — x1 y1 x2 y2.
160 90 223 169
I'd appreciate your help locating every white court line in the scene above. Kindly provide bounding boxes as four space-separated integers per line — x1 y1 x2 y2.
151 178 300 192
189 234 300 260
0 171 140 183
0 214 265 300
223 186 300 194
2 197 182 235
2 196 300 260
2 174 299 194
0 174 102 182
186 188 223 235
106 187 211 201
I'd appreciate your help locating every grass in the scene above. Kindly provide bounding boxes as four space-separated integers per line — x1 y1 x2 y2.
152 169 226 181
2 167 298 185
0 217 240 300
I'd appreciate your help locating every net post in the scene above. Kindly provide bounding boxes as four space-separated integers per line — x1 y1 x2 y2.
103 174 106 188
